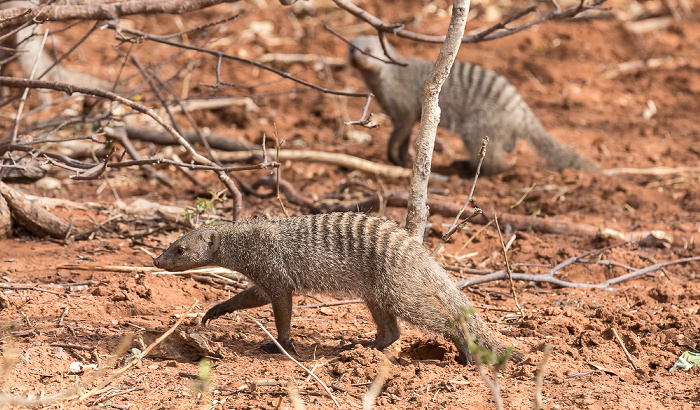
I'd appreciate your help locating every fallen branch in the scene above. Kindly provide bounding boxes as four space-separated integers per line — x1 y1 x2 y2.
602 166 700 176
125 125 258 152
0 0 242 30
455 251 699 289
0 181 70 238
216 149 414 179
0 193 10 237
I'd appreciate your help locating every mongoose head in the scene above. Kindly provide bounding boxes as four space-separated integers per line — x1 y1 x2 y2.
348 36 400 71
153 226 220 271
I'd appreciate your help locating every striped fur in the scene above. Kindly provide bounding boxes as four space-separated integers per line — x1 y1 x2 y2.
349 36 600 175
154 212 520 365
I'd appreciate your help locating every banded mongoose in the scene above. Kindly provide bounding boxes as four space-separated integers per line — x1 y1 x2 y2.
349 35 600 175
153 212 520 365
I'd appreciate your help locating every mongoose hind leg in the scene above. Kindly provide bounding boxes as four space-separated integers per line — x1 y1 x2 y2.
201 285 270 326
388 119 416 167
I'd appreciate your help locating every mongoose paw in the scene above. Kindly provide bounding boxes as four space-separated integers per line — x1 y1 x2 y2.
201 307 225 327
260 339 299 356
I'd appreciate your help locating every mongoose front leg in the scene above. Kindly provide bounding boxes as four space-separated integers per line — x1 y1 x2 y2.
201 286 271 326
260 287 298 355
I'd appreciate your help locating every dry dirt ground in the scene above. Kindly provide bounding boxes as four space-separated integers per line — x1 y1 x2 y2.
1 0 700 408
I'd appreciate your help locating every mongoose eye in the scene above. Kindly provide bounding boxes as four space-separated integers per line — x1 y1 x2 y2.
176 246 185 255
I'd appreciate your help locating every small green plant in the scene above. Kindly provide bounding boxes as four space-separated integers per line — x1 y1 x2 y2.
454 306 511 410
183 190 228 226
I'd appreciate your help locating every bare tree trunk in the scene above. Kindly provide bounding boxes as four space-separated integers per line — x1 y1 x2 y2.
404 0 471 239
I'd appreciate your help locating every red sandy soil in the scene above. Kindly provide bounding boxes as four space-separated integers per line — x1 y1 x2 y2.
1 0 699 408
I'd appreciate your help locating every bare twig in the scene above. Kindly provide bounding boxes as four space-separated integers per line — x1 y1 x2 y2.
362 355 390 410
455 251 699 289
0 0 243 30
533 344 553 410
253 320 340 408
432 137 488 256
331 0 607 43
611 328 638 371
494 216 525 319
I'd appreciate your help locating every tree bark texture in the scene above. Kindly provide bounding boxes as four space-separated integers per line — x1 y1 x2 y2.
404 0 471 239
0 0 241 31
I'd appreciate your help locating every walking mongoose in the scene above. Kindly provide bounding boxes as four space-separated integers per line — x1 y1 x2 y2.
153 212 521 365
349 36 600 175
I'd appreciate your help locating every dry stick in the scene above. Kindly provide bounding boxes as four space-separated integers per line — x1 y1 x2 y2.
432 137 488 257
146 60 247 215
0 27 48 180
362 355 390 410
287 378 307 410
215 149 415 179
611 328 638 371
58 306 69 327
533 344 553 410
130 54 242 217
0 77 247 220
108 22 370 101
405 0 470 239
0 0 244 30
272 127 290 217
71 301 198 406
493 216 525 319
455 253 700 289
331 0 607 43
253 320 340 409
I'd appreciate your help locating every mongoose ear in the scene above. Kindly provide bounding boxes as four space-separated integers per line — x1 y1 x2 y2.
207 230 220 252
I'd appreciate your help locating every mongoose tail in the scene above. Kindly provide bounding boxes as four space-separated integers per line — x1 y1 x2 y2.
349 35 600 174
153 213 522 365
525 117 601 172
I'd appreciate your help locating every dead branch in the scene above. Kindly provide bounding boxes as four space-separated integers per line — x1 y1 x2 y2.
432 137 488 256
125 125 257 152
216 149 414 179
405 0 469 238
331 0 607 43
0 0 243 31
0 77 272 220
0 193 10 238
602 166 700 176
103 127 173 188
494 216 525 319
0 181 70 238
107 22 371 101
455 254 700 289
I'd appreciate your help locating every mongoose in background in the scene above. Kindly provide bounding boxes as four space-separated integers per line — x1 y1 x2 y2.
154 212 521 365
349 36 600 175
